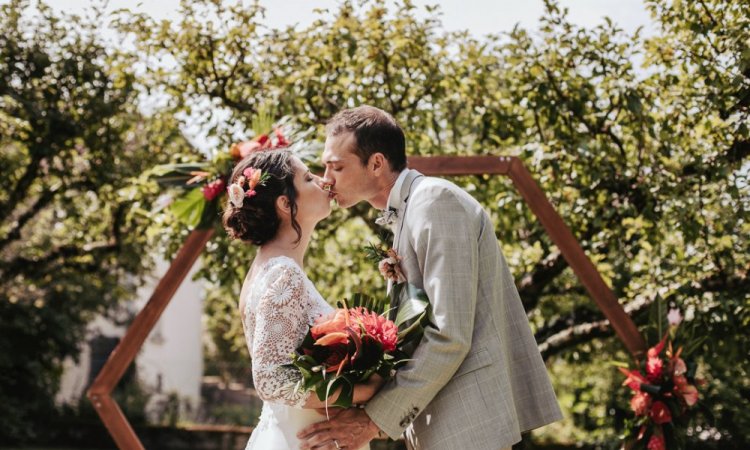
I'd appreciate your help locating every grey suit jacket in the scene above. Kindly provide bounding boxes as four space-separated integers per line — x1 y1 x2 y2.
365 169 562 449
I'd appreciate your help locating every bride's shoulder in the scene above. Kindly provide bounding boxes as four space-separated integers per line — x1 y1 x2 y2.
257 256 306 282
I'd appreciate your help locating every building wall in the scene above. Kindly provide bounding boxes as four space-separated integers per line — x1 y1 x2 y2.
57 257 204 421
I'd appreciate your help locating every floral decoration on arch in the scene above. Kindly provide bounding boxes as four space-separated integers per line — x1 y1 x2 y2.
147 114 298 229
618 308 706 450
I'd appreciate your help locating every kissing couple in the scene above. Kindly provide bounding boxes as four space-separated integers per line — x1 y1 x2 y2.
227 105 562 450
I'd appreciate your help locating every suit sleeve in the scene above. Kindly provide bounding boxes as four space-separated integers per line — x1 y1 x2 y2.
365 186 480 438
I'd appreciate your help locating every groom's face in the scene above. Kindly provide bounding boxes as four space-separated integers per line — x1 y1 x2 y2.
322 131 376 208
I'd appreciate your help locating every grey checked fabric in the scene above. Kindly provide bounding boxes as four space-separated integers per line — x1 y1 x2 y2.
364 170 563 450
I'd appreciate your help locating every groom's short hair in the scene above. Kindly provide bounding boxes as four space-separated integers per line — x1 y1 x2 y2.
326 105 407 171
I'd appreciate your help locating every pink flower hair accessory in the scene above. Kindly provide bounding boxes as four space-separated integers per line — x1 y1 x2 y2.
227 166 270 208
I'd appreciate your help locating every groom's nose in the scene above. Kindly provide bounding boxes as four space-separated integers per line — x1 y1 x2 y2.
321 170 335 188
314 175 328 190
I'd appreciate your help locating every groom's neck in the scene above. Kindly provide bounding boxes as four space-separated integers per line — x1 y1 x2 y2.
369 170 401 210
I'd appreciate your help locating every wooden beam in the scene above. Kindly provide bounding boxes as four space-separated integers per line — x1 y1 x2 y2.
87 393 144 450
408 155 512 175
87 228 214 448
506 159 646 357
407 155 646 357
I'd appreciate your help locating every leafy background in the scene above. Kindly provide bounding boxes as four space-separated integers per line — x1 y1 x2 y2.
1 0 747 447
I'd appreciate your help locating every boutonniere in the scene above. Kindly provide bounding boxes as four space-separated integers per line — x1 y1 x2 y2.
365 241 406 284
375 207 398 227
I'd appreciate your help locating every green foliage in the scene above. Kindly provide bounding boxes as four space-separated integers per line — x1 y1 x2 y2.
3 0 747 447
120 0 748 445
0 0 195 443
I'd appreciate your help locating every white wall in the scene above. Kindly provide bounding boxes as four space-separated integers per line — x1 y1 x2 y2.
57 257 204 421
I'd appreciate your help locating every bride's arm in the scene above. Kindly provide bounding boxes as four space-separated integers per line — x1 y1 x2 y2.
250 262 384 409
250 263 316 407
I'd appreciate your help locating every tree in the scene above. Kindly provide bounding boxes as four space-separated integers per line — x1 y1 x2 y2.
117 0 748 446
0 0 195 443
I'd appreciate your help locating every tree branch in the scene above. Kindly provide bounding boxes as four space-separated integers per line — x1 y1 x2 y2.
517 252 568 311
0 180 96 252
0 242 118 281
537 269 749 360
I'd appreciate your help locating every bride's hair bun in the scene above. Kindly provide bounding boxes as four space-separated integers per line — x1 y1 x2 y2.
222 149 300 245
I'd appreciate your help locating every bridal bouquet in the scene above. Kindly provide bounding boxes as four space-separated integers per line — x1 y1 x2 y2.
290 289 430 407
618 309 705 450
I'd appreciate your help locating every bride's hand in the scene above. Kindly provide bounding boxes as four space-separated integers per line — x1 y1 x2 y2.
352 373 386 404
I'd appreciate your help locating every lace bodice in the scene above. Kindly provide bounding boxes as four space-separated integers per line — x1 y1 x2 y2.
241 256 333 407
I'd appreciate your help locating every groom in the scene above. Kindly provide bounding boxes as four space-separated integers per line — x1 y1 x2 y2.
299 105 562 450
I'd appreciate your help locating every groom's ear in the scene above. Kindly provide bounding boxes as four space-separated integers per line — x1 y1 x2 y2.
369 152 387 174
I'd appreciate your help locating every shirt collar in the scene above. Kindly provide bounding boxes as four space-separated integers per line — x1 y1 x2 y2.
386 169 409 212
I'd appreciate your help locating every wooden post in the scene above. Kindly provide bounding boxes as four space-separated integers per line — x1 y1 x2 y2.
87 228 214 449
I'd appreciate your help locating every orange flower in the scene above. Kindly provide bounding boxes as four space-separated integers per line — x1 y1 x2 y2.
243 167 263 190
311 309 350 339
231 141 263 159
314 332 349 347
673 375 699 406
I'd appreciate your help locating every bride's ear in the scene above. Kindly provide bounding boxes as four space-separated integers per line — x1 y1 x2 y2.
275 195 291 217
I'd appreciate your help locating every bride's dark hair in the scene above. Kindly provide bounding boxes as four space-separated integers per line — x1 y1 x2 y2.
222 149 301 245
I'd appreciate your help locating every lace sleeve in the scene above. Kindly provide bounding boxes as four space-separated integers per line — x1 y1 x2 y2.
250 261 311 407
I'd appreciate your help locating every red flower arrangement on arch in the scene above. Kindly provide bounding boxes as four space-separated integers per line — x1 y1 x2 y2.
619 309 705 450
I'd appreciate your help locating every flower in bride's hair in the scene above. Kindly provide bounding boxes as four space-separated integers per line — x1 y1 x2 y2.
228 183 245 207
244 167 263 189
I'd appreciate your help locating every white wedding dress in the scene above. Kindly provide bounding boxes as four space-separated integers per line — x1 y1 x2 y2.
241 256 369 450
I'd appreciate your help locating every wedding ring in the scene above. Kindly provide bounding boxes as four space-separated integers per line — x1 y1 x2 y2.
333 439 341 449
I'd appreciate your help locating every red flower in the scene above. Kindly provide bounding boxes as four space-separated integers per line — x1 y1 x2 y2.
650 401 672 424
646 355 664 382
645 334 668 382
619 367 648 391
256 134 270 147
647 433 665 450
201 179 226 201
275 128 289 147
630 391 652 416
647 334 668 359
672 355 687 376
320 343 349 374
350 307 398 352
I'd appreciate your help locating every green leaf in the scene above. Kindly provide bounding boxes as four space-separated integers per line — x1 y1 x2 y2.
169 187 206 228
394 285 430 327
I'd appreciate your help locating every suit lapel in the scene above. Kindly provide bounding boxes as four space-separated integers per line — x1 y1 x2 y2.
387 169 423 319
391 169 423 252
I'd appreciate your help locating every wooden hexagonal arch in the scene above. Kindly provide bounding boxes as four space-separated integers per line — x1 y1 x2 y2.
87 155 646 449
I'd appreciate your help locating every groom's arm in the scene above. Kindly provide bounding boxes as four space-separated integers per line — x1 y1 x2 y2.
364 184 481 439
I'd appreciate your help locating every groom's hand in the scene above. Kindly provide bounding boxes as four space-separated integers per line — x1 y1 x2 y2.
297 408 380 450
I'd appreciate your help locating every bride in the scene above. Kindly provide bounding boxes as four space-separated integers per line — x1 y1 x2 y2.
222 148 380 450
